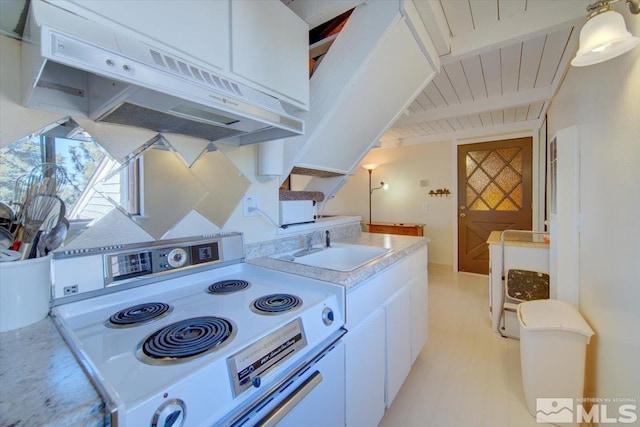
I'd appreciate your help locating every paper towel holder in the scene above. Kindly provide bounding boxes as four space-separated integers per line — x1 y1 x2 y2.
258 140 284 176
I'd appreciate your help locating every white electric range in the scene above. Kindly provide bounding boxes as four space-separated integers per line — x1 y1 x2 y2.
51 233 346 427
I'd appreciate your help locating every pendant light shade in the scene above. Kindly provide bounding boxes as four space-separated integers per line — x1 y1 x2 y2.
572 8 640 66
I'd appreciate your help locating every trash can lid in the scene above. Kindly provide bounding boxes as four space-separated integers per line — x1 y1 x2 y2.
518 299 595 338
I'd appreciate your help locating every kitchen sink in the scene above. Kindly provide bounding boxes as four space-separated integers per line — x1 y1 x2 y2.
273 243 391 272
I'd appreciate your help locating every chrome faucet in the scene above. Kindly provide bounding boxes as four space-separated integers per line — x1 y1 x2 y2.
325 230 331 248
304 233 314 250
293 233 321 258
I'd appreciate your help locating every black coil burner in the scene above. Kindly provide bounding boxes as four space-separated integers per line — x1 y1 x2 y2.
137 316 236 364
251 294 302 315
106 302 172 328
207 279 251 294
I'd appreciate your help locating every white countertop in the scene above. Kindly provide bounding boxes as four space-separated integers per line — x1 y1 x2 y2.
0 226 428 426
247 232 429 292
0 318 106 427
486 230 550 248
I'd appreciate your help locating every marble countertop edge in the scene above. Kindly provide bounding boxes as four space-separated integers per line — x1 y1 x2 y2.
246 233 429 291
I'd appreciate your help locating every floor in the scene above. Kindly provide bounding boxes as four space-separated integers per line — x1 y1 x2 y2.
379 265 553 427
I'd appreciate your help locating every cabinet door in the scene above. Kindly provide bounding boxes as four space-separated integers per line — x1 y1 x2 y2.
297 14 435 173
231 0 309 108
550 127 580 307
345 308 385 427
385 285 412 406
57 0 230 70
410 270 428 364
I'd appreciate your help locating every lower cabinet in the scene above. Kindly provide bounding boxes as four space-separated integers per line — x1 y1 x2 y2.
385 285 412 406
410 270 429 363
344 247 429 426
345 308 386 427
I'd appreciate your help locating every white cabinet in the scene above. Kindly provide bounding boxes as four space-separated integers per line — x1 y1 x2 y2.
409 269 428 363
345 308 386 427
549 128 580 307
231 0 309 109
297 13 434 173
48 0 309 109
53 0 230 70
284 0 438 175
345 246 428 426
385 285 412 406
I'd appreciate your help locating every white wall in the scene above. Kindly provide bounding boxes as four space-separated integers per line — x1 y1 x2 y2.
546 5 639 409
325 141 454 266
0 35 282 245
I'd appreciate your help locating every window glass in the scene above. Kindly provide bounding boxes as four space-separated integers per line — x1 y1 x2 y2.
0 119 135 222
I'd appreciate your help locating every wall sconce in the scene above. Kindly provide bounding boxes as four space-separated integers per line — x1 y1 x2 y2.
572 0 640 66
372 181 389 193
361 163 389 225
429 188 450 197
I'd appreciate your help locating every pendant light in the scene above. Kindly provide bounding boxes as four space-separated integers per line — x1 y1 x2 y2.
571 0 640 67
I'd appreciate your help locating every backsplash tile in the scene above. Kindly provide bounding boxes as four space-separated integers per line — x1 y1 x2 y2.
244 222 362 259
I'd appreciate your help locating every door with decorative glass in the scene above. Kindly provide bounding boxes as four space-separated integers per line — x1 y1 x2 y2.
457 138 532 274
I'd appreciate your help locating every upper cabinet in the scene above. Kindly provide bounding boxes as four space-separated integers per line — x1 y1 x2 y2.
282 0 439 179
231 1 309 110
51 0 230 71
46 0 309 110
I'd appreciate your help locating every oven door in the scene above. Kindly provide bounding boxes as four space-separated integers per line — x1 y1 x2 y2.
230 340 345 427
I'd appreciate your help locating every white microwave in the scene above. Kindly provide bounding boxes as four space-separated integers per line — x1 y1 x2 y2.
279 200 317 226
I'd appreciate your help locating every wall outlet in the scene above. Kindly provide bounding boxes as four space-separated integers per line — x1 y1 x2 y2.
63 285 78 295
243 195 260 216
422 202 429 211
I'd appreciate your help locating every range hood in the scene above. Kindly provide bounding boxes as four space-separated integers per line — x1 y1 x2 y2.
21 0 304 145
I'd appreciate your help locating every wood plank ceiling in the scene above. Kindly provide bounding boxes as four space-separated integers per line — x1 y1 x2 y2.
4 0 590 148
381 0 590 147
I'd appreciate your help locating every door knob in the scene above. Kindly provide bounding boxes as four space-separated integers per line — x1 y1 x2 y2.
460 206 466 210
460 213 466 217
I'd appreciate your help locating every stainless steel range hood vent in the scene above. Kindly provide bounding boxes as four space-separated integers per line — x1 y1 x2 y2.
100 103 244 141
21 0 304 145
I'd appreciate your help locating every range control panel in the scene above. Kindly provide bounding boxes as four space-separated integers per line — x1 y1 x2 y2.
152 246 191 271
107 240 222 284
109 251 154 281
52 233 245 301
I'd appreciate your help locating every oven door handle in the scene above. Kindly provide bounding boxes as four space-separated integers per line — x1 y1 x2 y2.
255 370 323 427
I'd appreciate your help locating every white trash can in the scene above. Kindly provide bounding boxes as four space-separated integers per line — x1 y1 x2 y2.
518 299 594 427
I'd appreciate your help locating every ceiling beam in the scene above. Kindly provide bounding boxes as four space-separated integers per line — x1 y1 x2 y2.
412 0 451 56
439 1 588 65
386 120 539 146
393 86 553 126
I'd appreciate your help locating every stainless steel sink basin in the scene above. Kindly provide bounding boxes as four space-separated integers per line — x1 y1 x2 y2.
273 243 391 272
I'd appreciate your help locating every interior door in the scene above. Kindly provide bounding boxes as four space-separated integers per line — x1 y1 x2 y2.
457 138 533 274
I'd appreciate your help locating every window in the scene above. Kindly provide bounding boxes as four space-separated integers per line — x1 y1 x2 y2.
0 119 139 223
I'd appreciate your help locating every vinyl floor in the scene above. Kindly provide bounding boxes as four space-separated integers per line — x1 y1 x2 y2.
378 265 556 427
